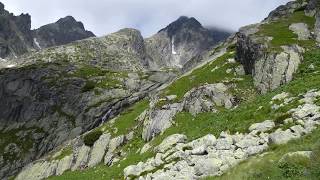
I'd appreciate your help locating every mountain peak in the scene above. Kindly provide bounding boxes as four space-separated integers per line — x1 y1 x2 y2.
159 16 202 36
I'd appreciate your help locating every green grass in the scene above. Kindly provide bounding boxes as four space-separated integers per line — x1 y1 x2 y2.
151 49 320 146
95 99 149 137
52 146 73 160
257 10 316 51
160 51 256 103
205 128 320 180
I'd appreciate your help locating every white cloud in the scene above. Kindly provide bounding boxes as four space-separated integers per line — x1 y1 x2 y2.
1 0 292 37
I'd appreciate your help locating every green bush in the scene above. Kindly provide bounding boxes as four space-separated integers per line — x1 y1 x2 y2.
81 81 96 92
83 130 103 146
278 155 310 178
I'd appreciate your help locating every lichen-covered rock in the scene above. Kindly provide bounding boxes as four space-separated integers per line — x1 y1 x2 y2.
56 155 73 175
183 83 234 116
289 23 311 40
194 158 222 176
71 145 91 170
249 120 275 132
87 133 111 167
142 103 183 141
155 134 187 153
15 160 58 180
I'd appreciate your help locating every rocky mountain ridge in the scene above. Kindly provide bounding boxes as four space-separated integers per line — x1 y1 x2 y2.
0 2 95 59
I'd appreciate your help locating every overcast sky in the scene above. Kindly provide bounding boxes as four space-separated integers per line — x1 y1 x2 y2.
1 0 291 37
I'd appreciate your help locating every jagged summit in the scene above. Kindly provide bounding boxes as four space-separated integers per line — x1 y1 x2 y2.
159 16 203 37
32 15 95 49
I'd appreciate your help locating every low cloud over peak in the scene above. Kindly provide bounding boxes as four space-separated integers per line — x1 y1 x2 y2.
1 0 291 37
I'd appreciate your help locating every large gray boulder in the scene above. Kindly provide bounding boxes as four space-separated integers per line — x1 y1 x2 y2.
56 155 73 175
249 120 275 133
194 158 222 176
155 134 187 153
183 83 234 116
289 23 311 40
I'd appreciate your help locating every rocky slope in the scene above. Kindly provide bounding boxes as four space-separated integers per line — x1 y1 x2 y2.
0 2 94 59
12 0 320 180
4 0 320 180
0 6 231 179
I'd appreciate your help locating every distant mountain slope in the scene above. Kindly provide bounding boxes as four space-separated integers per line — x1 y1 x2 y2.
145 16 231 69
0 2 95 58
32 16 95 49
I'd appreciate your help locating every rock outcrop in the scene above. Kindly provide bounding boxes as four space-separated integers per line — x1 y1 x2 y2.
235 0 314 93
183 83 234 116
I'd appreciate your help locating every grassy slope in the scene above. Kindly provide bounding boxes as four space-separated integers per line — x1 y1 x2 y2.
46 5 320 179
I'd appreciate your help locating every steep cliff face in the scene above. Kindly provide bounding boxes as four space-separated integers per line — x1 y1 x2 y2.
0 3 94 59
236 0 318 93
0 2 34 58
32 16 95 49
145 16 230 70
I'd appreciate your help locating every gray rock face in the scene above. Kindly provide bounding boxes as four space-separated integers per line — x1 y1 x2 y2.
145 16 230 70
289 23 311 40
265 1 304 22
236 28 304 93
183 83 234 116
87 133 111 167
142 103 183 141
0 2 33 58
32 16 95 49
71 145 91 170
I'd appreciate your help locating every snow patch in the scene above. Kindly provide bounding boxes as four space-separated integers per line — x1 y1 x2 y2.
34 38 41 49
171 38 177 55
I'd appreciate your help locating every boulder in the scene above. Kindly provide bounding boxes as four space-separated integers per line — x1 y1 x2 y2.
87 133 111 167
194 158 222 176
289 23 311 40
249 120 275 132
142 103 183 141
156 134 187 153
268 129 298 145
216 137 234 150
292 103 320 120
183 83 234 116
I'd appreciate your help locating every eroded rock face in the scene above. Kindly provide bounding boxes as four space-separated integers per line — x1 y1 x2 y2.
142 103 183 141
0 2 33 58
236 26 304 93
